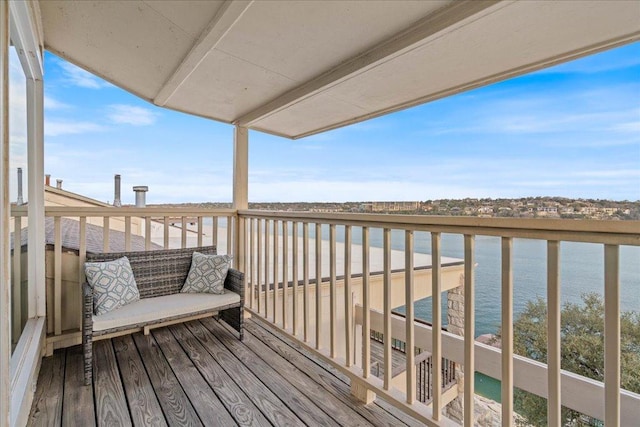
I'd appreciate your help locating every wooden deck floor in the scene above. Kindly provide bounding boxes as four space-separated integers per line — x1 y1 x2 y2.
28 317 425 427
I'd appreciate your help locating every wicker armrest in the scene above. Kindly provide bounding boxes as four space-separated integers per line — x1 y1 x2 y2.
224 268 245 304
82 282 93 328
82 282 94 385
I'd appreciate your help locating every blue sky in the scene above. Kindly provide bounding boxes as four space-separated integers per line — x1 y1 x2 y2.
11 41 640 204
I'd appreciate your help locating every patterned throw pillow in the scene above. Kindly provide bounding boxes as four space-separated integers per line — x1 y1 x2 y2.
181 252 232 294
85 257 140 315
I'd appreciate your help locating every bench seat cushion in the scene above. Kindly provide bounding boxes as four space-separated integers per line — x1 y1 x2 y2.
92 289 240 332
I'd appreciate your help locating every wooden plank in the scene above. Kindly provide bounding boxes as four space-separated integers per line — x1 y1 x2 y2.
292 221 299 336
604 244 620 427
242 319 423 427
464 234 475 427
502 237 514 427
303 222 310 342
405 230 415 405
103 217 110 253
315 223 322 350
93 340 132 426
194 321 338 426
257 219 262 315
227 216 233 255
144 217 151 251
112 335 166 427
344 225 353 367
329 223 337 357
264 220 270 320
282 221 288 330
164 216 169 249
12 216 21 343
181 217 187 249
243 320 410 427
383 228 392 390
54 217 62 336
152 328 237 426
28 351 65 426
124 216 131 251
197 216 203 247
185 320 305 426
362 226 371 379
166 323 272 426
62 346 96 427
249 218 254 310
431 232 441 415
132 333 202 427
212 216 218 249
202 319 363 427
547 240 561 427
272 220 278 324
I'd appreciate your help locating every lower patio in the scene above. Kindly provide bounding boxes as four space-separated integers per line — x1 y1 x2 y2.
28 317 424 426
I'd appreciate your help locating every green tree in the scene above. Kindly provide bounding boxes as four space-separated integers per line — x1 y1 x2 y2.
498 294 640 426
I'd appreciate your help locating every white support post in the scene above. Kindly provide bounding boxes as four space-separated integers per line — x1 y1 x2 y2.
0 2 10 424
27 78 44 317
233 125 248 270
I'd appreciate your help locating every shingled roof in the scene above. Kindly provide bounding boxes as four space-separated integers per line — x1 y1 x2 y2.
12 217 162 254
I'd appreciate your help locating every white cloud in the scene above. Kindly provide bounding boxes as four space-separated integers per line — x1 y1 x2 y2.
44 96 71 110
107 104 159 126
45 120 107 137
59 61 111 89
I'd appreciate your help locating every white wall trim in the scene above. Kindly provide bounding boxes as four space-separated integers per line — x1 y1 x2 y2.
10 318 45 427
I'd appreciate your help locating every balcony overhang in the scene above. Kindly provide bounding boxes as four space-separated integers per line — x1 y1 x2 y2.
39 0 640 139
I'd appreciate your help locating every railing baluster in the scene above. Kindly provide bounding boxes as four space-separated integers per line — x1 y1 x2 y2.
292 222 299 336
464 234 475 427
282 220 289 330
502 237 514 426
197 216 203 247
249 218 255 310
362 226 370 379
257 219 262 315
264 219 270 320
303 222 310 342
329 224 337 358
79 217 87 331
12 216 21 342
54 216 62 336
604 244 620 426
383 228 392 390
431 232 442 415
344 225 353 367
212 216 218 249
181 216 187 248
547 240 561 427
227 216 233 255
164 216 170 249
124 216 131 251
145 216 151 250
273 220 279 324
315 223 322 350
405 230 415 404
103 216 110 253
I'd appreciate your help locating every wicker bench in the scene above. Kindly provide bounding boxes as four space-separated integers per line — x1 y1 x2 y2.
82 246 244 385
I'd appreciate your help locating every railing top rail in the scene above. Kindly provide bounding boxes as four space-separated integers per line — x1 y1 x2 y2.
11 206 237 217
238 209 640 246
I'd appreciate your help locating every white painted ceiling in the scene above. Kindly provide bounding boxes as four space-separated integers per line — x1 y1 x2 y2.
39 0 640 139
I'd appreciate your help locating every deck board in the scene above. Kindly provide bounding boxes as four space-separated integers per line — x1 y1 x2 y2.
28 318 425 427
112 335 166 427
93 340 132 426
167 323 273 426
62 346 96 427
243 320 409 427
184 321 305 427
202 318 356 427
132 333 202 427
28 351 65 427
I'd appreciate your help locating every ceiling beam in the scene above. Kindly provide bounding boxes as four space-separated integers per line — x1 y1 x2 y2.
234 0 505 127
154 0 253 106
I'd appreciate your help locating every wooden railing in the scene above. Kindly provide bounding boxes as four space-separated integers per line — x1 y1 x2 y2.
10 206 640 425
237 210 640 426
10 205 236 352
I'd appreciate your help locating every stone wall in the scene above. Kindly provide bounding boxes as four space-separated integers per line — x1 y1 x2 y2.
445 282 512 426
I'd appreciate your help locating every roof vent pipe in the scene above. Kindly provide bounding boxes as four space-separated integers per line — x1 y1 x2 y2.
56 179 63 189
113 174 122 207
133 186 148 208
45 174 51 186
16 168 24 205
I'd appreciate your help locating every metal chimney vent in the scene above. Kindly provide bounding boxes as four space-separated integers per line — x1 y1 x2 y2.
133 186 148 208
113 174 122 207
